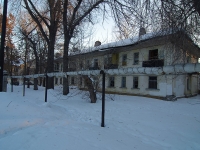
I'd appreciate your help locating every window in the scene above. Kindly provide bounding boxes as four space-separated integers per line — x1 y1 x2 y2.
87 60 90 68
149 49 158 60
60 78 62 84
187 56 191 63
109 77 115 87
94 59 98 68
71 77 75 85
149 76 157 89
54 63 59 71
121 77 126 88
60 64 63 71
133 77 138 88
187 76 191 90
122 54 127 66
80 77 82 86
14 67 18 72
79 61 83 69
104 56 112 65
133 52 139 65
55 77 58 84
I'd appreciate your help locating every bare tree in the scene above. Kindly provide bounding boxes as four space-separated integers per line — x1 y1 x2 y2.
23 0 62 89
62 0 139 99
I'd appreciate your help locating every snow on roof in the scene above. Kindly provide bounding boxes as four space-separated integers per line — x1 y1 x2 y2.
69 30 170 56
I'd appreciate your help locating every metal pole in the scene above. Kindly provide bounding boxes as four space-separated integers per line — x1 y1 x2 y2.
45 73 48 102
11 48 13 92
100 70 105 127
0 0 8 92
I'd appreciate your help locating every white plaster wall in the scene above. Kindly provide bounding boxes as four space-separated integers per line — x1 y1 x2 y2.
173 75 185 97
189 75 198 95
105 75 173 98
119 45 165 68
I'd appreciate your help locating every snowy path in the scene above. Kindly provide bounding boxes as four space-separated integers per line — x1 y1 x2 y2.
0 85 200 150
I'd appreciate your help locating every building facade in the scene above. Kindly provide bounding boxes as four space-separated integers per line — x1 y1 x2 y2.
54 31 200 99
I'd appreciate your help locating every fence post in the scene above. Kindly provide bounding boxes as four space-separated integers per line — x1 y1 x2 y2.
11 77 13 92
23 77 25 96
100 70 105 127
45 73 48 102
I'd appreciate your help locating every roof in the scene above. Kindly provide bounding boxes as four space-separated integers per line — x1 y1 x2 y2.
67 29 200 57
69 30 175 56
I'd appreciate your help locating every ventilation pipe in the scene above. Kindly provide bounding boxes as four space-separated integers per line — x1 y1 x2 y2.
139 27 146 36
94 41 101 47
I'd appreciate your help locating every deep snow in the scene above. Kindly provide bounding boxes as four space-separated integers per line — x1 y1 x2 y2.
0 84 200 150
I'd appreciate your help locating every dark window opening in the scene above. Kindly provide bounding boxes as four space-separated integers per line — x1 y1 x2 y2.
94 59 98 68
109 77 115 87
149 49 158 60
122 54 127 66
133 77 138 88
55 77 58 84
149 76 157 89
60 78 62 84
71 77 75 85
134 52 139 65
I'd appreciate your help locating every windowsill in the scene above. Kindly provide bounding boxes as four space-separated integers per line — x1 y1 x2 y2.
131 88 140 90
146 88 160 91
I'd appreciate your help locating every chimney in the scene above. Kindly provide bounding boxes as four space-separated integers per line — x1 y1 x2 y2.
139 27 146 36
94 41 101 47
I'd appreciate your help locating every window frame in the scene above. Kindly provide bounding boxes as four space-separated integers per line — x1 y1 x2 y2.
149 49 158 60
71 77 75 85
122 54 127 66
121 76 126 88
133 76 139 88
55 77 58 84
109 76 115 87
94 59 98 68
60 78 62 84
80 77 82 86
54 63 59 71
133 52 139 65
86 60 90 69
148 76 157 89
187 76 191 90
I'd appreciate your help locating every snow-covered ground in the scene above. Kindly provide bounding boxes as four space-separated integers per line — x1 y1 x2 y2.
0 84 200 150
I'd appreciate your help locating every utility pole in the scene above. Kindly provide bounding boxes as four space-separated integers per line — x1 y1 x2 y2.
0 0 8 92
100 70 105 127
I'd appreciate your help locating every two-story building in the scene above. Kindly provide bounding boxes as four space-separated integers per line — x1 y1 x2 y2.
54 30 200 99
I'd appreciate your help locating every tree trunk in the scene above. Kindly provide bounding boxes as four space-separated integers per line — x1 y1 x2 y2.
32 40 39 90
34 78 38 90
62 0 70 95
63 38 70 95
83 75 97 103
46 33 56 89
